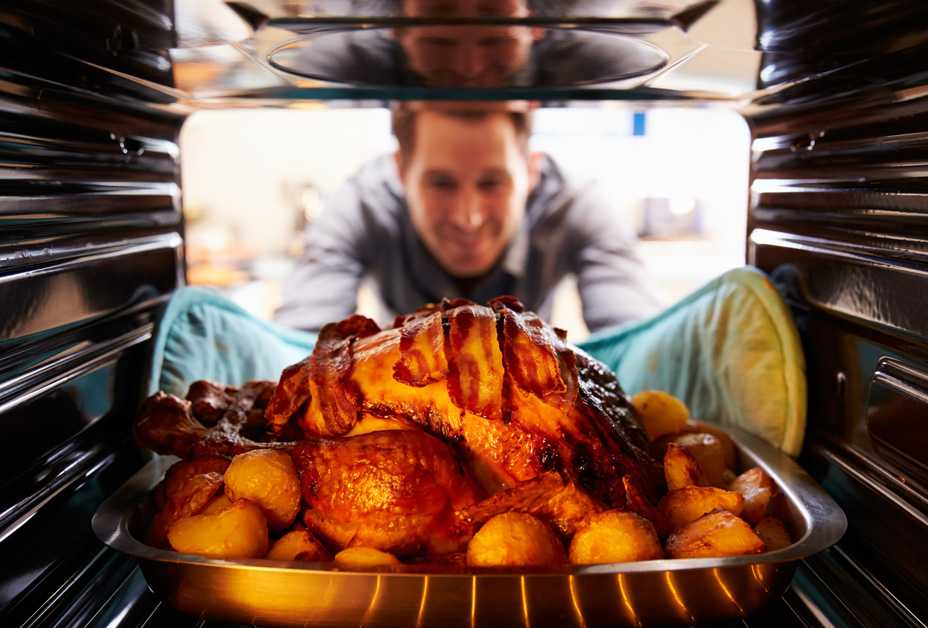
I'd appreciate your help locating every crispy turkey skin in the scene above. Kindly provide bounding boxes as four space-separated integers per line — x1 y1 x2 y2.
265 297 658 504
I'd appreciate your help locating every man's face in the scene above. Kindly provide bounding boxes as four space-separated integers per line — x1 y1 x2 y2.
398 111 538 279
397 0 536 87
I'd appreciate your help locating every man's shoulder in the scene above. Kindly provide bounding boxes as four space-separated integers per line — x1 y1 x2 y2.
336 154 406 220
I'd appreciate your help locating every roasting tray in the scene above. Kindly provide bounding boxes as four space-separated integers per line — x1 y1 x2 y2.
93 426 846 627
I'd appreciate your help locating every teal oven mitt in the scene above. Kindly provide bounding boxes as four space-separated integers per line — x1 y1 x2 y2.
147 287 317 396
578 266 806 455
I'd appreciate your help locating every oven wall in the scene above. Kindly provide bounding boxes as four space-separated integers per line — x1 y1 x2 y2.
0 2 185 625
743 2 928 624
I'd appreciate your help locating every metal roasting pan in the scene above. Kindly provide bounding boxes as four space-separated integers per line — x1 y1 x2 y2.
93 426 846 627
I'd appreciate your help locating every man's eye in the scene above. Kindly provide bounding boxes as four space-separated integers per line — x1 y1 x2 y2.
478 179 503 191
479 37 513 48
429 179 457 190
422 38 457 49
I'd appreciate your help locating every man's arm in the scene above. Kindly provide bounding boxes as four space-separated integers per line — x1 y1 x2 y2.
274 182 368 332
570 186 664 332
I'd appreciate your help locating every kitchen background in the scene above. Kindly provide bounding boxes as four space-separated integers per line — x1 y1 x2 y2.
181 105 750 340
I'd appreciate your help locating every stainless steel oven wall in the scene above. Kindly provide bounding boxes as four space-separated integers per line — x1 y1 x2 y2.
0 2 184 625
744 2 928 625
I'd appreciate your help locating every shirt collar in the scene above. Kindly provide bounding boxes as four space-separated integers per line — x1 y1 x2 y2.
503 155 564 278
501 220 530 278
385 156 404 199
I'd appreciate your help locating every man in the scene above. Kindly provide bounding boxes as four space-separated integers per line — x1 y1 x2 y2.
274 103 662 332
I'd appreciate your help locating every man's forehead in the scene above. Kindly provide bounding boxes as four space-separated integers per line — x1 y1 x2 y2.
413 112 519 163
403 0 529 17
416 110 516 138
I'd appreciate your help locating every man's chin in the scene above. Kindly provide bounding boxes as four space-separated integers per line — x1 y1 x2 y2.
441 256 496 280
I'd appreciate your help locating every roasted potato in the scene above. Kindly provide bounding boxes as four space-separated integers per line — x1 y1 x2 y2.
730 467 775 524
224 449 301 531
666 511 765 559
201 493 233 515
659 486 744 531
720 469 737 487
146 469 225 548
687 422 738 470
167 499 269 559
664 443 705 490
669 432 730 488
754 516 791 551
631 390 690 441
266 530 331 562
152 457 230 511
467 513 565 568
569 511 662 564
654 429 735 486
334 547 401 570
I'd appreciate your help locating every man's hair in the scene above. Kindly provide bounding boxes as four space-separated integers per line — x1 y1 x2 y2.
392 105 533 157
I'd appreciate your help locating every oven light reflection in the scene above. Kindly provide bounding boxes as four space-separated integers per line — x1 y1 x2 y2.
615 573 640 627
520 575 531 628
360 575 383 627
663 572 693 623
567 575 587 628
470 575 477 628
712 568 744 615
751 564 769 592
416 576 430 628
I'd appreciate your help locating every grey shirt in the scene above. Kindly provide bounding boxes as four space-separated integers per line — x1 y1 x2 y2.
274 154 661 332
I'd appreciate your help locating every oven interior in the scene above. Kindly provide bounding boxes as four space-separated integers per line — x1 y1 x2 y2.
2 1 928 626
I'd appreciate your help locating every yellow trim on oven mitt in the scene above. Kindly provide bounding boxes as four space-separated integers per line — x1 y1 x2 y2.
578 266 806 455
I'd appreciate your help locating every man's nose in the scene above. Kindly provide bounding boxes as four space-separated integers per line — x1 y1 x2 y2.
449 189 486 231
454 44 487 79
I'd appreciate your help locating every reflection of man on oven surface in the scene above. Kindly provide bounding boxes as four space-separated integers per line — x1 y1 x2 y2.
275 102 661 333
295 0 642 89
393 0 537 87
